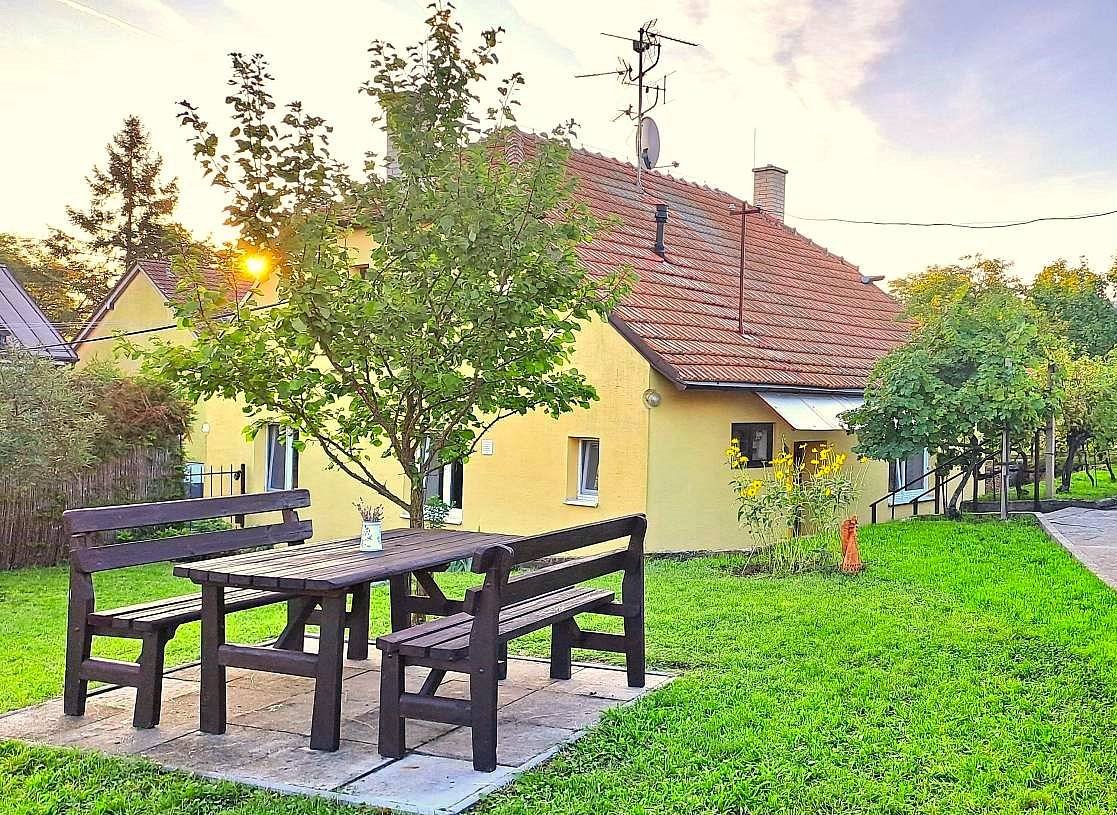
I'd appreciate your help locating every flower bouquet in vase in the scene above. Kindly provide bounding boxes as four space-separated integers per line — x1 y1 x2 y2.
356 500 384 552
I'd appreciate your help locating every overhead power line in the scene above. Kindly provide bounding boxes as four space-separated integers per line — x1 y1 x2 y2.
7 300 287 355
789 208 1117 229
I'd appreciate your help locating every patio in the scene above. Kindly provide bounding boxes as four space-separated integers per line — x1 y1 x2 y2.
0 639 672 814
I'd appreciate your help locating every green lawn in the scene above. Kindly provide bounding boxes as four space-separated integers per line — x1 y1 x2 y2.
2 519 1116 814
982 468 1117 502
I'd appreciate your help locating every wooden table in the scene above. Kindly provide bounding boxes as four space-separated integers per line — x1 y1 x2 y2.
174 528 518 751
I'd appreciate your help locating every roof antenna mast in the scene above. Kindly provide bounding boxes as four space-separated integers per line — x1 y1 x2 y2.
575 20 700 192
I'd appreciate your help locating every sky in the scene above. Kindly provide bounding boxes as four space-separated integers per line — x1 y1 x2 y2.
2 0 1116 282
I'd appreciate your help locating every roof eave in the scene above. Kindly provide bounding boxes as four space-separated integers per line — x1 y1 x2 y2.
679 380 866 397
607 313 688 390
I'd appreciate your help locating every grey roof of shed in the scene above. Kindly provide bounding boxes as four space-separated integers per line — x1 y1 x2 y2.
0 264 77 363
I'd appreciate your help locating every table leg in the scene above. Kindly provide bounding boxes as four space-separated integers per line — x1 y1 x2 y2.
347 583 370 661
388 574 411 632
199 584 227 734
309 592 347 751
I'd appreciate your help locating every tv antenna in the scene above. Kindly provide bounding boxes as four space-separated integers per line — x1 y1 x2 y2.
575 20 699 191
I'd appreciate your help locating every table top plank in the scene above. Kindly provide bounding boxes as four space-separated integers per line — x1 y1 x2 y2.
174 528 520 592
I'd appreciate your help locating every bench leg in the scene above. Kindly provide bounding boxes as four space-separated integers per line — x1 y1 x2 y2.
549 620 574 680
347 583 370 661
310 593 347 751
199 585 227 734
63 614 93 717
378 651 406 758
623 612 645 688
470 662 499 772
134 630 170 729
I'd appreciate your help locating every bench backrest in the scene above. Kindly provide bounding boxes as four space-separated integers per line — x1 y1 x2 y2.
464 514 646 614
62 489 313 573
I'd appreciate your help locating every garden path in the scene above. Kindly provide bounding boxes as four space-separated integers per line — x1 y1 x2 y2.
1038 507 1117 589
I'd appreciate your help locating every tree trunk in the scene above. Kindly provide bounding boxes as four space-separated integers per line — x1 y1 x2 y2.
1106 455 1115 482
946 462 976 518
408 486 426 530
1061 434 1086 493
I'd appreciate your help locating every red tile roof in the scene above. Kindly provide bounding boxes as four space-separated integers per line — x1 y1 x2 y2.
73 259 251 347
533 134 909 391
136 259 251 304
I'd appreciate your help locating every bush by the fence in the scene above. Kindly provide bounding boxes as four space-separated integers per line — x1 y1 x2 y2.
0 447 182 570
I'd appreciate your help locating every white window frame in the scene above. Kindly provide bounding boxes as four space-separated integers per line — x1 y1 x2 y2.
428 461 464 525
265 425 298 492
890 448 930 505
577 438 600 502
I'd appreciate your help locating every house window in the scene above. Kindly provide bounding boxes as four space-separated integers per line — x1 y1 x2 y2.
890 449 930 501
578 438 600 500
265 425 298 491
731 423 774 468
0 324 11 346
424 459 464 524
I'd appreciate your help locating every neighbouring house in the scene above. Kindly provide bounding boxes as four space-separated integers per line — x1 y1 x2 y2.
74 137 922 550
0 264 77 363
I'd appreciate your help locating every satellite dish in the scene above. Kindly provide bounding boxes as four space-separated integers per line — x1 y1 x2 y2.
639 117 660 170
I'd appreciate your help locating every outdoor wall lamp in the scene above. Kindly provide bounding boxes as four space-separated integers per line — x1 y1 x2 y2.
643 389 662 408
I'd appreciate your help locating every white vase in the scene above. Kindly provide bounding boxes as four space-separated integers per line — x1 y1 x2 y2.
360 520 383 552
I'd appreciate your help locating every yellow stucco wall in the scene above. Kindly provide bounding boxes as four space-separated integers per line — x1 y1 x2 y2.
74 262 903 552
74 270 216 461
644 372 904 551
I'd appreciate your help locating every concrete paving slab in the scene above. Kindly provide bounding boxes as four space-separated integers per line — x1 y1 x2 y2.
417 720 575 767
336 752 519 813
1039 508 1117 588
2 655 673 814
496 689 616 730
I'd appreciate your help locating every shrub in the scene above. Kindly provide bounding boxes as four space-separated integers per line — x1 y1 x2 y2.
726 440 866 573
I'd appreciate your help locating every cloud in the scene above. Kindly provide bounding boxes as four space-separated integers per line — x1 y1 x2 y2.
5 0 1115 283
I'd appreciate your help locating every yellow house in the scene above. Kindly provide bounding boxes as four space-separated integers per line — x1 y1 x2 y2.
74 140 921 551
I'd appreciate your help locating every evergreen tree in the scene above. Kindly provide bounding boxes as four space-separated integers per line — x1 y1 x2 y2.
67 115 179 272
0 231 112 327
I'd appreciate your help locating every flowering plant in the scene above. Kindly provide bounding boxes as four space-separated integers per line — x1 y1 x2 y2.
355 500 384 523
726 439 867 572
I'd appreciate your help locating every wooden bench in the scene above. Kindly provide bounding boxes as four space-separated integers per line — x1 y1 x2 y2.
61 489 370 729
376 514 647 772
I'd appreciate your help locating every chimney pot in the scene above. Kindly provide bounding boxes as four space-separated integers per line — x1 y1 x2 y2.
654 203 668 257
752 164 788 221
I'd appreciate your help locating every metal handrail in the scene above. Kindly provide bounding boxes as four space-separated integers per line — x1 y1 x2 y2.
869 443 1000 523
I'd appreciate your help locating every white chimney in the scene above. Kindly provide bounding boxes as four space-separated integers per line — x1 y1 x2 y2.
752 165 788 221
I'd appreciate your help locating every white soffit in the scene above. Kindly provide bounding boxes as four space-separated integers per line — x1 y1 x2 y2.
758 392 864 432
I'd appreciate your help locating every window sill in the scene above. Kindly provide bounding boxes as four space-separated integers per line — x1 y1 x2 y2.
398 510 463 526
564 497 599 508
889 491 928 507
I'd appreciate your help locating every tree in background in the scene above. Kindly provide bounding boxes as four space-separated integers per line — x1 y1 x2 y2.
66 115 179 274
0 348 102 489
1026 258 1117 358
1056 352 1117 490
142 8 631 525
843 257 1061 514
0 231 112 326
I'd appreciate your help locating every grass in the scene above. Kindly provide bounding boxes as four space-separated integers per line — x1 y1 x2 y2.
981 468 1117 502
2 519 1117 814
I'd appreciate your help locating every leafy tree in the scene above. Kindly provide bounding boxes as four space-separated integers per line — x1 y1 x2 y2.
844 257 1060 514
0 348 102 489
67 115 179 273
0 232 112 326
1027 259 1117 358
142 9 631 525
73 361 192 462
1055 353 1117 490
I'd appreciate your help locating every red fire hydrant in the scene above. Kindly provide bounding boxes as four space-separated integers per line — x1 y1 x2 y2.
840 515 864 574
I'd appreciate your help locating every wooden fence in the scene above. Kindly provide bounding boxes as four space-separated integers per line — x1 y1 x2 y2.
0 447 182 570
